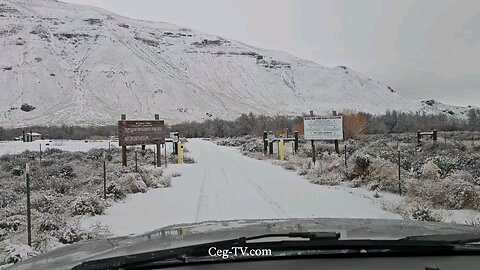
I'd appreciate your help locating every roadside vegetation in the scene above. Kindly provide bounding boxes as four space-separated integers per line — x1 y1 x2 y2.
0 145 193 267
214 132 480 225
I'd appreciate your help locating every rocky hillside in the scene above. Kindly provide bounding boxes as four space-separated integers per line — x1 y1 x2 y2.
0 0 470 128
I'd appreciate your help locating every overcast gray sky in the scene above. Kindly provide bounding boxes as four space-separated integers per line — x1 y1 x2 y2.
62 0 480 107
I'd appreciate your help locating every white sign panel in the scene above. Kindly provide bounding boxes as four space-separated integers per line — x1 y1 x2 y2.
304 116 344 140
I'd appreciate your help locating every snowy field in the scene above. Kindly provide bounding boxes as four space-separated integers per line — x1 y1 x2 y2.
83 139 401 236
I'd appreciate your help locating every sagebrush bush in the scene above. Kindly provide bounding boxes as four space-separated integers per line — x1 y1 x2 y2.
70 195 105 216
349 153 371 179
421 160 441 179
119 173 147 193
363 158 399 193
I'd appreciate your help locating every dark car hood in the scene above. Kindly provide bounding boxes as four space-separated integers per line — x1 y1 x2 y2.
8 218 480 270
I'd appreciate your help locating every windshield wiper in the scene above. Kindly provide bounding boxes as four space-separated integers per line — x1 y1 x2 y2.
73 231 480 270
400 232 480 245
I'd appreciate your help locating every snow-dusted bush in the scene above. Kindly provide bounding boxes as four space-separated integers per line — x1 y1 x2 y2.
297 161 312 176
183 156 196 164
394 200 444 222
308 152 344 186
55 221 87 244
309 171 343 186
348 153 370 179
408 202 444 222
363 158 399 193
31 193 65 214
139 168 171 188
448 170 479 186
421 160 441 179
0 189 19 208
119 173 148 193
434 178 480 210
70 195 105 216
0 215 25 232
280 161 296 171
2 242 38 264
37 215 64 232
406 177 480 210
106 182 126 200
349 178 362 188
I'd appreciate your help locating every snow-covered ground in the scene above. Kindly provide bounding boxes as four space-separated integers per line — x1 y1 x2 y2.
82 139 401 236
0 140 114 155
0 140 173 155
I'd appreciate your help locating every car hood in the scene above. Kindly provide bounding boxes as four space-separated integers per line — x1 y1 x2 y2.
8 218 480 270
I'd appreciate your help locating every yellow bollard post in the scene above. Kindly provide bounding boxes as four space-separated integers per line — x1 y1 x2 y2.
279 139 285 161
177 143 183 164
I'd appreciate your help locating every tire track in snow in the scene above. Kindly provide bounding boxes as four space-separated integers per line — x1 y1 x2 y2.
195 168 210 222
228 156 290 218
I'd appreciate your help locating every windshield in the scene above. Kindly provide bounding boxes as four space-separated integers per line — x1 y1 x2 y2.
1 0 479 268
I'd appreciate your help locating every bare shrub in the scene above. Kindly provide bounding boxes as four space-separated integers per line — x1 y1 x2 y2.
342 111 368 139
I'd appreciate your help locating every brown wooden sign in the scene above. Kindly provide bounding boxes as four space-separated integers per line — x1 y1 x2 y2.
118 120 165 146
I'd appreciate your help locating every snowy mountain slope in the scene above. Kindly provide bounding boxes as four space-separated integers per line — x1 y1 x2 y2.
0 0 469 128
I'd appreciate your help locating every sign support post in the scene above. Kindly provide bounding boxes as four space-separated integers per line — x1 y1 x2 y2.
164 143 167 167
333 111 340 154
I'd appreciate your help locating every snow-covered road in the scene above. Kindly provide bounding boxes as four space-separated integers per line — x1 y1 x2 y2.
85 139 400 236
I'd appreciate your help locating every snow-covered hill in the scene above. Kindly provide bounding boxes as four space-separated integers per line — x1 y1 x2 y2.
0 0 470 128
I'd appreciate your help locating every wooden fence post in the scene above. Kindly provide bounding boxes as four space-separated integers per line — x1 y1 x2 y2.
164 143 168 167
103 152 107 200
263 131 268 155
135 149 138 172
25 162 32 246
310 111 316 165
155 114 161 167
294 131 299 153
121 114 127 167
398 144 402 195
